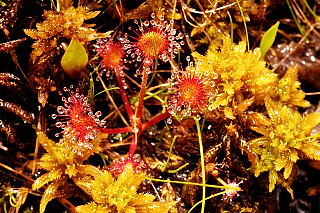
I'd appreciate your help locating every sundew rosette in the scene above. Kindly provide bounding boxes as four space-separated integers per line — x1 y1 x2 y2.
106 154 147 177
93 39 125 77
51 86 106 153
121 13 184 68
168 68 211 117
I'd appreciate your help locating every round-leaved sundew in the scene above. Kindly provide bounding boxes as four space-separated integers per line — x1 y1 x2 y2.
121 14 184 67
51 86 105 146
169 70 209 117
94 39 125 77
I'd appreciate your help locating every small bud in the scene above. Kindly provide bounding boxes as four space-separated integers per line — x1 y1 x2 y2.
61 38 88 78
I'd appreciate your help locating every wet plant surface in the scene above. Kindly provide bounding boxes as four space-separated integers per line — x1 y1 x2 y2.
0 0 320 213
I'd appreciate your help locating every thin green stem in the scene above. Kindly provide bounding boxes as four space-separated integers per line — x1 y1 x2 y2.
9 193 17 207
200 117 206 132
194 118 206 213
227 11 234 43
97 73 129 127
168 163 189 173
2 200 7 213
188 191 226 213
162 135 179 172
147 69 157 88
131 88 168 104
145 92 164 103
145 88 167 101
302 0 319 20
286 0 305 35
4 202 7 213
236 0 249 50
146 177 238 190
95 87 120 97
147 60 158 88
99 153 108 167
147 83 170 92
50 0 58 11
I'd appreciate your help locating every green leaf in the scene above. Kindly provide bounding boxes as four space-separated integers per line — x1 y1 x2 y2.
260 21 280 58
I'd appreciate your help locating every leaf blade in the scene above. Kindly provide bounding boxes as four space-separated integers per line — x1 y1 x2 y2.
260 21 280 58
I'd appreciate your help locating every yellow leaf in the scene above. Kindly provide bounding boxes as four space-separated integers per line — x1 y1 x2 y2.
268 170 278 192
273 66 310 107
283 162 293 179
32 169 64 190
73 174 95 196
302 113 320 133
76 202 111 213
39 179 66 213
167 11 182 20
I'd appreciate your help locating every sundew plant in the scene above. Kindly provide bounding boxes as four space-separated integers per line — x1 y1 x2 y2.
1 0 320 213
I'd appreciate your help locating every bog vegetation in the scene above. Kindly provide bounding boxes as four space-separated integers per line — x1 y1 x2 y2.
1 0 320 212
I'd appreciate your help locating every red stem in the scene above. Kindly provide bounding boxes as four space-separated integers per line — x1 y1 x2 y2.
128 110 170 154
136 68 149 126
128 68 149 155
99 126 132 134
128 136 137 155
141 110 170 132
115 68 135 123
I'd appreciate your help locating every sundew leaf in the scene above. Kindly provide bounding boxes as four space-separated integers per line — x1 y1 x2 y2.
260 21 280 59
